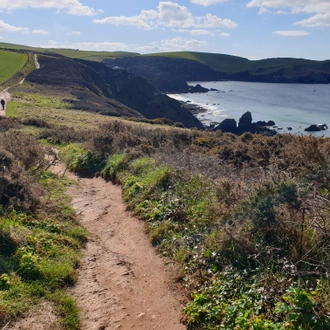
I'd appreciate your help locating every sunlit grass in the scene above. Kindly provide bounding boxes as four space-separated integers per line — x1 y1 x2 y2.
7 92 116 130
0 50 28 85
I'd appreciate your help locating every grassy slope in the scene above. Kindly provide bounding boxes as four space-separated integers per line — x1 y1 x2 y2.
146 51 252 73
2 42 329 76
0 50 28 84
0 42 139 62
146 51 330 75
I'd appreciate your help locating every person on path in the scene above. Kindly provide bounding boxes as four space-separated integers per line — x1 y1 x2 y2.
0 99 5 110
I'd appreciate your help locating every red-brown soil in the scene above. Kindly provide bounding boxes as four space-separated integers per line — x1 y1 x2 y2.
52 162 186 330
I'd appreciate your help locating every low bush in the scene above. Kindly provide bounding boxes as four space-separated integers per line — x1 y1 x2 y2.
21 117 52 128
59 143 103 176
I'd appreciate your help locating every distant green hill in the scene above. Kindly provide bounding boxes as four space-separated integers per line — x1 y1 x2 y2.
109 52 330 92
0 50 28 84
0 42 139 62
2 42 329 93
146 51 252 74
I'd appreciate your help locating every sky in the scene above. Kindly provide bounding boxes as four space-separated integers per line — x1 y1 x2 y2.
0 0 329 60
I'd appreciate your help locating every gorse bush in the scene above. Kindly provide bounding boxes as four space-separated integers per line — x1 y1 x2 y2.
44 118 330 328
0 117 21 131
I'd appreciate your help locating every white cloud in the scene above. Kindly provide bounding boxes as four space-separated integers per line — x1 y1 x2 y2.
94 1 237 30
137 37 208 53
32 29 48 35
173 29 210 35
0 0 101 16
190 0 228 6
158 2 194 27
0 36 3 39
0 20 28 33
221 32 230 36
94 15 152 30
272 30 309 36
41 40 129 52
274 10 290 15
199 13 237 28
39 37 207 54
258 7 270 15
247 0 330 27
67 31 81 35
294 13 330 27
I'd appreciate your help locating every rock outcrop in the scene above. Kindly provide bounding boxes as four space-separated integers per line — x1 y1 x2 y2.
217 118 237 134
238 111 252 131
214 111 276 136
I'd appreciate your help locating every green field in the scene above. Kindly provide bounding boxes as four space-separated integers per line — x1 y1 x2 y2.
0 42 138 62
0 50 28 84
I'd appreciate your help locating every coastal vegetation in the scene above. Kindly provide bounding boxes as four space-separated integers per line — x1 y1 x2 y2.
4 102 330 328
1 44 330 329
0 127 87 329
54 121 330 329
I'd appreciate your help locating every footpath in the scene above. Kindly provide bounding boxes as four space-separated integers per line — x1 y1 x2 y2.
48 160 186 330
1 82 186 329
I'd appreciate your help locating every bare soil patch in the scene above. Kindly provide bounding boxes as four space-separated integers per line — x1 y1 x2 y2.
52 162 186 330
6 302 62 330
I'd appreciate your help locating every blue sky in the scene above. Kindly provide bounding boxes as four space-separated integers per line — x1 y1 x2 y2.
0 0 329 60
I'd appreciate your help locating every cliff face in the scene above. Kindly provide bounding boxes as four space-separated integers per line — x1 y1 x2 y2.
105 55 330 93
26 54 203 129
104 56 227 93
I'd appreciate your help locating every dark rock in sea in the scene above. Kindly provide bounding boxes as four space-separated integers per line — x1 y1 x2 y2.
214 111 277 136
238 111 252 131
305 125 321 132
210 88 219 91
255 120 275 127
215 118 237 134
188 84 209 93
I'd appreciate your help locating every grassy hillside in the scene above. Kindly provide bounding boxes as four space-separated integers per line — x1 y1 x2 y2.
0 42 138 62
147 51 252 74
146 51 330 75
0 50 28 84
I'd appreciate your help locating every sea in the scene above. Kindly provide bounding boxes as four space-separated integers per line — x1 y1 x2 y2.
168 81 330 137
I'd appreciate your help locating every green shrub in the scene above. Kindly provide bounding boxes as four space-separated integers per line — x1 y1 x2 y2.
60 143 103 175
100 153 127 181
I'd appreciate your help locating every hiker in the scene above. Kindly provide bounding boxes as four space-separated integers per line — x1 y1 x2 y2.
0 99 5 110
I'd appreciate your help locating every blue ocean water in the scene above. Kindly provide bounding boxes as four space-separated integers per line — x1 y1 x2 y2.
168 81 330 137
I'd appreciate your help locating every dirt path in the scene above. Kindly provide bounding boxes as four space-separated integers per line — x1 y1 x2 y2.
52 162 186 330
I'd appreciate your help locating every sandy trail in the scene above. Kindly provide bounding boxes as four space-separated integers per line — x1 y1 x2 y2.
52 162 186 330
